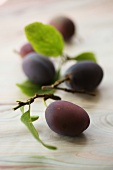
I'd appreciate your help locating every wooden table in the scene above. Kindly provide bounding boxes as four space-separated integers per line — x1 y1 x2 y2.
0 0 113 169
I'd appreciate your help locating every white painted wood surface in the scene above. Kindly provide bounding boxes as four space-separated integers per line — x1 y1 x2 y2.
0 0 113 169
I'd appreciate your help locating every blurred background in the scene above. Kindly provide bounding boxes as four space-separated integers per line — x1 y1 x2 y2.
0 0 113 104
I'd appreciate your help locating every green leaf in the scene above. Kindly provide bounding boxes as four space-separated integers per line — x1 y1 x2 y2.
31 115 39 122
20 105 57 150
16 80 55 97
25 22 64 57
20 106 24 114
74 52 97 62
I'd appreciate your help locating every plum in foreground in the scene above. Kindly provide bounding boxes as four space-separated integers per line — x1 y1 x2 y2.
45 100 90 137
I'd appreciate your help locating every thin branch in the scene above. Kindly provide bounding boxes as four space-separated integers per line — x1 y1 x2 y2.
54 87 95 96
13 94 61 111
13 49 21 56
42 75 71 89
62 53 74 62
42 76 95 96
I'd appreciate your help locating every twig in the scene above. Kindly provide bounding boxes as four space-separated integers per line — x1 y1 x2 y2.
13 94 61 111
54 87 95 96
43 75 71 89
42 75 95 96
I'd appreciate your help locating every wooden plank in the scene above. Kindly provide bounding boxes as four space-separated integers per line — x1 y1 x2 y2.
0 0 113 169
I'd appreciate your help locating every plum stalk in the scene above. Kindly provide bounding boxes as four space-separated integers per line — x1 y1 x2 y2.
13 94 61 111
42 74 95 96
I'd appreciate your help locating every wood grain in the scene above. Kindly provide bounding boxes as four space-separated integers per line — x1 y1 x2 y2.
0 0 113 169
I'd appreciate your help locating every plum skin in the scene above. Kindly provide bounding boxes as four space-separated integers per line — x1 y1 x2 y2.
49 16 75 41
45 100 90 137
20 43 35 57
65 61 103 91
22 52 56 85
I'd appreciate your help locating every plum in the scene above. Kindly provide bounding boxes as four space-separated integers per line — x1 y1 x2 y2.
22 52 56 85
49 16 75 41
19 42 34 57
65 61 103 91
45 100 90 137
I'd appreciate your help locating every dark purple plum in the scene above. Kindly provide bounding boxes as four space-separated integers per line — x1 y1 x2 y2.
65 61 103 91
45 100 90 137
49 16 75 42
20 43 35 57
22 52 56 85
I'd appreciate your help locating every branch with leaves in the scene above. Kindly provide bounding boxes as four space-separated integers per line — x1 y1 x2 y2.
13 93 61 150
17 22 97 97
14 21 97 151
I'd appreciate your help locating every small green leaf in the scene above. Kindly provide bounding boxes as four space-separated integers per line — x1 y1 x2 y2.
20 106 24 114
25 22 64 57
20 105 57 150
31 115 39 122
16 80 55 97
20 107 39 121
74 52 97 62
